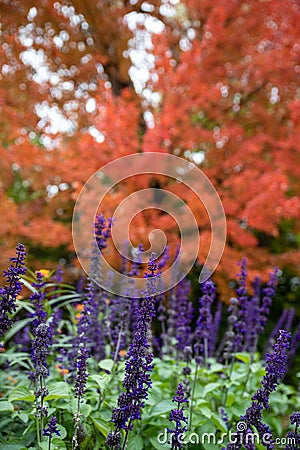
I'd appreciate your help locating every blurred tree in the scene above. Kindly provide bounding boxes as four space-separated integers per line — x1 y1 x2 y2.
0 0 299 291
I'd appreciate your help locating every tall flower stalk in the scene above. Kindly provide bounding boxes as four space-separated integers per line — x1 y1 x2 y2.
285 412 300 450
226 329 291 449
106 253 159 450
72 346 90 450
190 279 216 429
0 243 26 341
30 272 52 448
168 383 188 449
43 416 61 450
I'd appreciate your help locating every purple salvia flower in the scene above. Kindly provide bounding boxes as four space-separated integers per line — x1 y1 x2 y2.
285 412 300 450
53 265 64 284
285 307 295 331
157 245 169 270
164 245 181 356
218 297 239 362
265 309 289 356
245 277 261 353
50 266 64 338
194 279 216 365
105 431 121 449
128 243 144 277
31 322 52 381
257 268 278 336
226 330 291 450
175 280 194 358
0 243 26 339
67 279 96 375
208 301 222 356
43 416 61 437
253 329 291 408
106 254 159 447
168 383 188 450
220 408 229 430
72 346 90 450
50 308 63 338
95 213 113 251
109 247 144 358
76 276 85 295
74 346 90 399
31 272 47 329
234 258 248 352
30 321 52 425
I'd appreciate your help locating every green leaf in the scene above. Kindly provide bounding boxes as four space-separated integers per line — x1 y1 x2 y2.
0 445 27 450
98 359 114 372
127 433 144 450
88 373 110 391
80 403 92 418
197 405 212 418
210 412 228 433
45 382 71 400
249 362 265 375
235 353 251 364
0 401 14 412
202 382 221 397
149 400 174 417
149 435 169 449
51 438 66 449
209 362 224 372
9 386 35 403
90 417 110 437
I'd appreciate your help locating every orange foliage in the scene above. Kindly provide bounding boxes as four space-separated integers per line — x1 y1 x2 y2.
0 0 299 292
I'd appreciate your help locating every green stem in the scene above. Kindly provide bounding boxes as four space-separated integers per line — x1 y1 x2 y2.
122 419 132 450
188 363 199 430
204 337 208 369
72 397 81 450
222 357 235 407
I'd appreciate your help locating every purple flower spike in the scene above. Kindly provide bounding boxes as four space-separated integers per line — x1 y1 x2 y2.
194 279 216 365
106 253 159 448
74 346 90 399
168 383 188 450
285 412 300 450
0 243 26 339
31 272 47 329
226 330 291 450
43 416 61 438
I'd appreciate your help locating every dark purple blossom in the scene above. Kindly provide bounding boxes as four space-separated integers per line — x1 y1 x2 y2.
43 416 61 437
105 430 121 449
194 279 216 365
31 322 52 380
244 276 261 353
257 269 279 336
208 301 222 356
106 254 159 447
31 272 47 329
74 346 90 399
220 408 229 430
265 308 289 356
234 258 248 352
0 243 26 339
168 383 188 450
174 280 194 358
285 307 296 331
226 330 291 450
218 297 239 362
285 412 300 450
